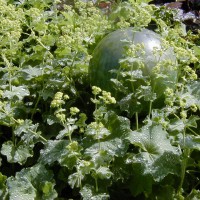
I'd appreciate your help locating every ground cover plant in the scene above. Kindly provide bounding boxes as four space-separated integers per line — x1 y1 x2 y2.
1 0 200 199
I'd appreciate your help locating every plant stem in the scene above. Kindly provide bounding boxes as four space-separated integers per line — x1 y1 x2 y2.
187 127 198 136
148 100 152 118
2 54 13 93
95 177 98 192
178 128 190 195
31 94 41 120
135 112 138 130
69 133 72 143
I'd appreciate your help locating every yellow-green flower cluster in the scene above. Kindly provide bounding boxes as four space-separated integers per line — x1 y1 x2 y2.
51 92 81 124
91 86 116 105
70 107 80 116
190 104 198 113
66 141 79 152
100 91 116 104
56 0 111 58
51 92 66 108
126 43 145 59
179 98 186 108
174 46 198 64
183 65 197 81
0 1 25 57
54 110 66 124
89 121 104 130
164 87 175 107
92 86 101 96
180 110 187 120
130 2 153 28
16 119 25 125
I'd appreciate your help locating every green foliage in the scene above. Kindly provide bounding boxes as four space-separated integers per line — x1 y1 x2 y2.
0 0 200 199
6 164 57 200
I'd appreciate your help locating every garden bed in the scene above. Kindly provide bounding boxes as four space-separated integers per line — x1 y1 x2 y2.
0 0 200 199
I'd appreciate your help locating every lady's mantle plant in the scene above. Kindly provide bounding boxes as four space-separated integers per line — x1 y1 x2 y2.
0 0 200 199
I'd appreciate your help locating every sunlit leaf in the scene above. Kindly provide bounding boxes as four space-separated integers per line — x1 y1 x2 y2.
14 120 40 144
7 164 57 200
80 184 110 200
59 141 82 169
39 140 69 165
128 125 181 181
21 66 43 81
94 166 113 180
85 122 111 140
83 111 131 158
3 86 30 101
68 172 83 189
150 151 181 181
169 115 200 133
119 93 143 116
129 125 178 155
168 118 185 132
1 141 33 165
179 135 200 150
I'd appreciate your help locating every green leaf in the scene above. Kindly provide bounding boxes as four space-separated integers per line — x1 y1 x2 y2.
85 122 111 140
192 46 200 57
21 66 42 80
136 85 157 102
14 120 40 144
80 184 94 200
93 166 113 180
3 86 30 101
129 163 153 197
186 115 200 128
0 173 7 200
41 35 56 47
68 171 83 189
128 125 181 181
1 141 33 165
83 111 131 158
169 116 200 133
119 93 143 117
179 135 200 151
186 189 200 200
153 185 176 200
86 150 113 168
7 164 57 200
129 125 178 155
59 141 82 169
41 181 57 200
39 140 69 165
80 184 109 200
84 138 127 159
56 120 78 140
187 81 200 98
168 118 185 133
181 81 200 109
129 152 180 197
150 151 181 181
7 176 36 200
104 111 132 138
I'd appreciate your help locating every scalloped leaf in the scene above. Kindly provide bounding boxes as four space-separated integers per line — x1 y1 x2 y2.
83 111 131 159
6 164 57 200
39 140 69 165
128 125 181 181
1 141 33 165
3 86 30 101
